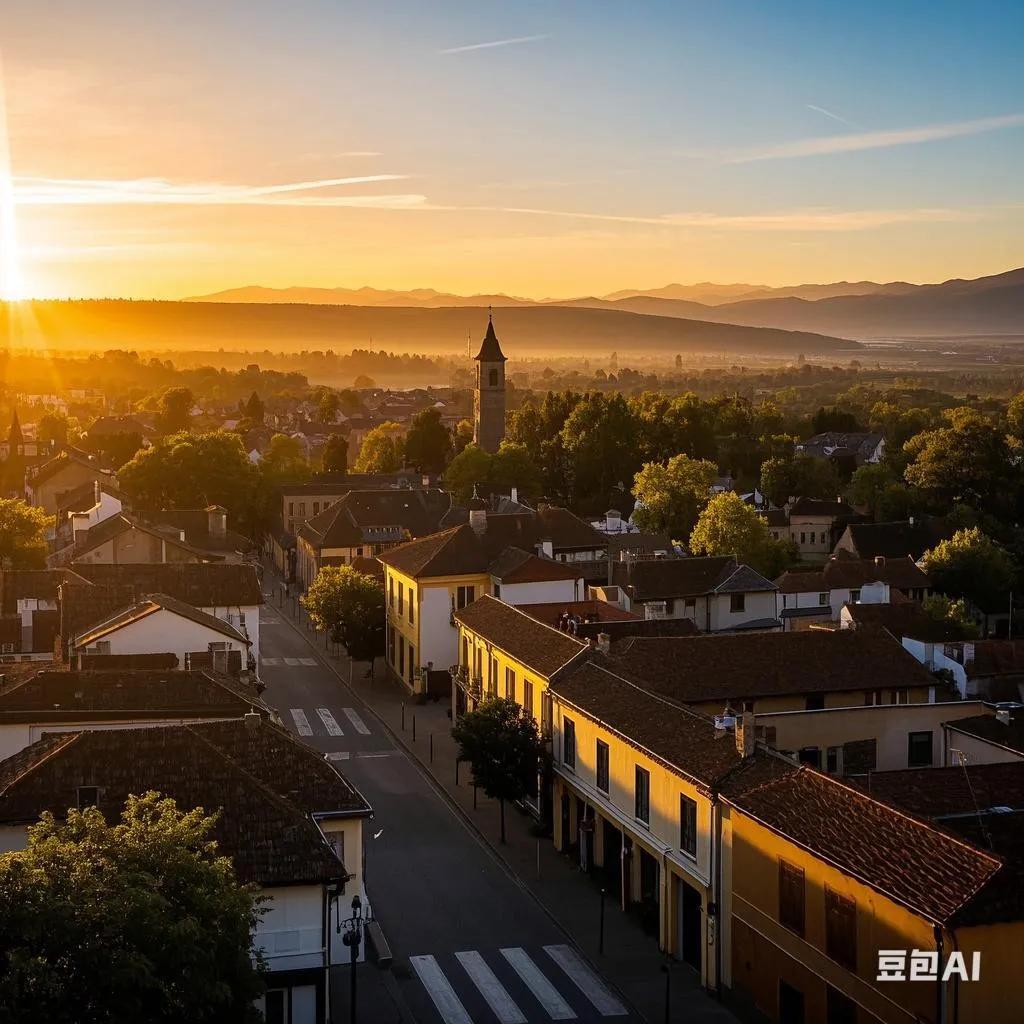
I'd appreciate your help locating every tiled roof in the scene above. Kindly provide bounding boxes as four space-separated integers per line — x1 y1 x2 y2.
516 600 640 627
298 489 452 549
713 564 777 594
837 518 953 561
74 594 250 648
609 629 934 704
71 563 263 608
789 497 855 518
0 668 267 717
72 514 220 563
488 547 582 584
855 762 1024 819
945 713 1024 756
378 524 483 578
454 596 588 678
0 720 370 885
27 448 112 489
776 555 928 594
841 601 971 642
0 569 89 614
724 763 1002 924
551 659 744 789
85 415 147 438
611 556 737 601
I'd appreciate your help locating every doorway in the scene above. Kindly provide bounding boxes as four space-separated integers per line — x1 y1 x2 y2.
677 878 702 971
560 794 571 854
601 821 622 897
779 981 805 1024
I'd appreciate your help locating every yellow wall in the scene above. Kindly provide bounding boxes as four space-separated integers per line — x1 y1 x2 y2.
687 686 931 718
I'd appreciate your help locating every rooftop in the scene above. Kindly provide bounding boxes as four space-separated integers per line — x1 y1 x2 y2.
611 555 775 602
776 554 929 594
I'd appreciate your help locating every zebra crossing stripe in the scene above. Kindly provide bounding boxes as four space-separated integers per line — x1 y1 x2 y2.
500 948 576 1020
410 955 473 1024
316 708 343 737
284 657 302 666
290 709 313 736
343 707 371 735
455 950 526 1024
299 657 318 666
544 944 626 1016
261 657 280 667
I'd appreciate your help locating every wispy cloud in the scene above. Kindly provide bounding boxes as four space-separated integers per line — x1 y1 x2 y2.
731 112 1024 162
805 104 860 129
438 34 547 55
13 174 425 208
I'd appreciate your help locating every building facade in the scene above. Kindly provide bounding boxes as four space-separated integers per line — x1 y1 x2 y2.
473 313 507 453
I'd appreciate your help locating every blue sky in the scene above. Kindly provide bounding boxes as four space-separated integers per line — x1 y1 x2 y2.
3 0 1023 297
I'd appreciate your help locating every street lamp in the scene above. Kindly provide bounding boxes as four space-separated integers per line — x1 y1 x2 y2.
340 894 363 1023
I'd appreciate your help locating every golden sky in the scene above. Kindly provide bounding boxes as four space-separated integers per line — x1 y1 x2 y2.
3 2 1024 300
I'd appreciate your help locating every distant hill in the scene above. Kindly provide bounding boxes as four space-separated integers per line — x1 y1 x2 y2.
1 300 859 357
185 285 535 307
600 280 918 304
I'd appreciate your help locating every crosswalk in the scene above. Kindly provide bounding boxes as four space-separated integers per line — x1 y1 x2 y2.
410 945 627 1023
261 656 318 667
288 707 371 738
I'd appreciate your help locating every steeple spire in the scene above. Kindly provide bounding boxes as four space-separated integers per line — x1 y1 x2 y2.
8 410 22 446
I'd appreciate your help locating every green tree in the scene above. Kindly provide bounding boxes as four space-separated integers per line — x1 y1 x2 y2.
321 434 349 473
922 594 980 639
0 499 53 569
36 412 69 447
353 422 404 473
632 454 717 540
490 441 542 499
923 528 1015 621
689 492 793 578
443 444 493 504
260 433 311 483
315 390 340 425
118 431 258 526
1007 390 1024 442
155 387 194 434
452 418 474 455
560 392 640 507
242 391 265 424
847 463 896 517
759 453 841 507
302 566 386 671
0 792 265 1024
451 697 544 843
403 407 453 474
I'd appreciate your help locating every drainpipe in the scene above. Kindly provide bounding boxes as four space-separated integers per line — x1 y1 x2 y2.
711 786 722 997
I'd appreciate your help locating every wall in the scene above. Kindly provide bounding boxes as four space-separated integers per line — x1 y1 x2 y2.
688 683 933 718
319 816 367 965
708 591 778 632
756 701 991 774
30 463 104 514
789 514 837 561
493 577 582 606
942 725 1024 766
253 884 328 974
206 603 260 662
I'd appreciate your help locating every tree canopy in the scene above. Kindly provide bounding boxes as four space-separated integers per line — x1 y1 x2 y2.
759 453 841 508
302 565 386 667
0 792 265 1024
0 499 53 569
631 454 717 540
403 407 452 474
689 491 793 578
442 441 542 505
321 433 349 473
922 527 1015 619
353 422 404 473
154 386 194 434
451 698 544 842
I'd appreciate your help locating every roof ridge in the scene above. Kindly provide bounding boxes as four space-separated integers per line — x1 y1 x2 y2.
477 595 589 651
0 732 83 796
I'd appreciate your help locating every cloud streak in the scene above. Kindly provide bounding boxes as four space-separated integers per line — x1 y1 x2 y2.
805 104 859 129
732 112 1024 162
14 174 425 208
438 34 547 55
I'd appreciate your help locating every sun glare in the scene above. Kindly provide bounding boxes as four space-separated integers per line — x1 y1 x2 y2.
0 57 25 302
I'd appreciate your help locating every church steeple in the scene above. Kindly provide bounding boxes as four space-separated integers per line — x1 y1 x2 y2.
472 310 507 453
8 410 23 446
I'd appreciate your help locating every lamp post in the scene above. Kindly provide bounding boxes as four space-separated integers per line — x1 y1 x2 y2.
340 894 363 1023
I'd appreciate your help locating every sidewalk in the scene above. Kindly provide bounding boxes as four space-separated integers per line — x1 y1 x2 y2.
266 571 740 1024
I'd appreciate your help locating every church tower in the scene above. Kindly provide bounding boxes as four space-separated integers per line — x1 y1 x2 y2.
473 310 507 453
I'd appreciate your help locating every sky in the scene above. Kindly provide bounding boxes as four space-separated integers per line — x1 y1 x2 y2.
2 0 1024 300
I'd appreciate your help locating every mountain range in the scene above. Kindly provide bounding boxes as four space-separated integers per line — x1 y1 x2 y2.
186 267 1024 339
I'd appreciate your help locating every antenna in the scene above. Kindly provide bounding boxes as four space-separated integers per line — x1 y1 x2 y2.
953 749 994 850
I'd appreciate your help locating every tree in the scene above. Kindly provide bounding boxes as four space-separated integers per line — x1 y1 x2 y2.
0 499 53 569
302 566 386 671
155 387 194 433
0 792 265 1024
560 392 640 507
314 390 340 425
353 422 404 473
759 453 841 508
36 412 68 447
811 406 862 433
443 444 494 504
491 441 542 499
632 455 717 540
451 698 544 843
689 492 793 578
260 433 311 483
403 407 453 475
923 528 1015 622
922 594 980 639
452 418 474 455
321 434 349 473
118 431 258 527
242 391 264 424
1009 390 1024 441
847 463 897 517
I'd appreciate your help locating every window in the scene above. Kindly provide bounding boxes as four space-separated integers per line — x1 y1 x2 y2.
313 502 320 515
798 747 821 768
818 592 828 606
398 582 404 615
596 740 609 793
684 598 696 613
809 531 816 544
264 989 289 1024
489 656 498 697
505 666 516 701
730 593 745 613
77 786 99 809
456 585 476 609
800 532 806 544
409 594 415 625
778 860 805 936
825 888 857 969
389 626 395 665
298 502 305 517
850 588 861 603
680 795 697 857
493 583 501 600
488 369 499 387
826 746 841 775
826 987 856 1024
908 730 934 768
541 692 553 737
288 502 294 517
408 644 416 683
523 679 534 721
634 766 650 824
398 636 405 677
864 689 883 706
805 693 825 711
388 577 394 608
563 717 576 769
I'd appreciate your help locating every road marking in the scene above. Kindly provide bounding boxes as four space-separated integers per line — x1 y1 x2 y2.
326 752 350 761
456 950 526 1024
343 707 371 735
261 657 280 667
316 708 344 736
290 709 313 736
262 616 281 624
544 944 626 1016
356 750 399 759
500 948 576 1020
410 955 473 1024
284 657 303 667
298 657 318 666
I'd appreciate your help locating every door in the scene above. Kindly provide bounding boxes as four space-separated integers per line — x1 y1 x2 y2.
678 878 702 970
602 821 622 897
560 794 572 853
638 849 659 936
779 981 805 1024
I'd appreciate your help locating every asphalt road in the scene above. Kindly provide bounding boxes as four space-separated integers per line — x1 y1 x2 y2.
258 599 636 1024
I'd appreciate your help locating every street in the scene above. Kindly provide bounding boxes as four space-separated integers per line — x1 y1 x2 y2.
257 594 637 1024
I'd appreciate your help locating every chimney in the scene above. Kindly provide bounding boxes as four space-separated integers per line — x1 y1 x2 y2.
510 486 518 504
244 709 261 731
605 509 622 533
595 632 611 656
996 708 1012 727
207 505 227 539
468 486 487 535
735 709 756 758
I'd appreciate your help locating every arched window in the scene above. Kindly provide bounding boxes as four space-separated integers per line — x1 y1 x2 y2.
488 369 499 387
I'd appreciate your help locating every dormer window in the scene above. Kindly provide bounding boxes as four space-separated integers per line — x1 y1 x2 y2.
77 786 99 809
